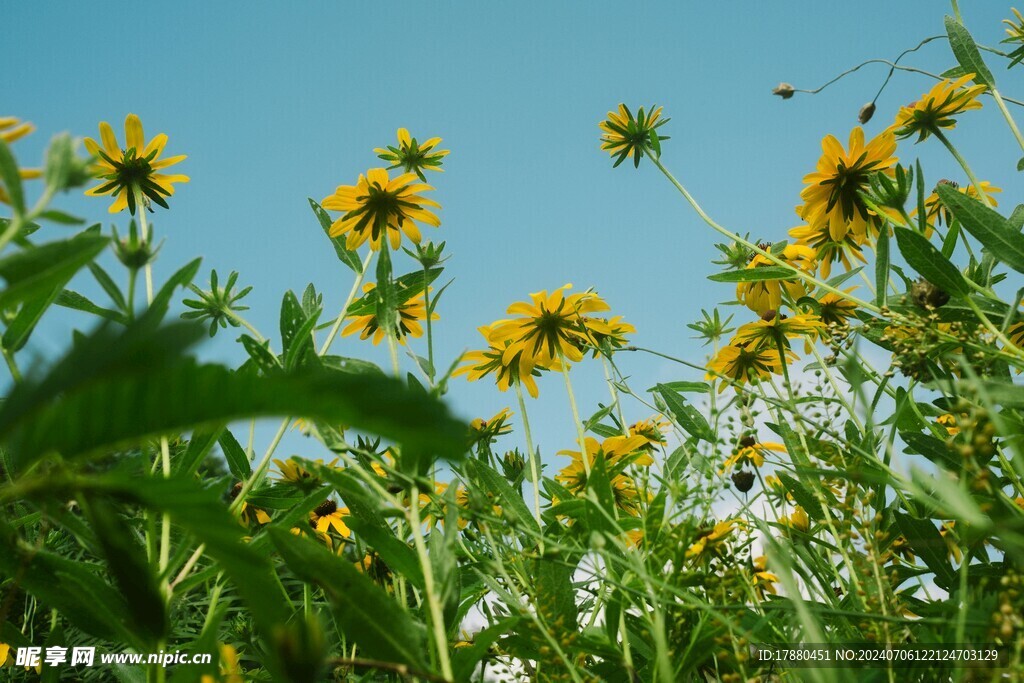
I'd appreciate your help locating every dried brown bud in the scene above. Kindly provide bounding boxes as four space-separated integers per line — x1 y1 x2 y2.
858 102 876 124
911 278 950 309
772 82 796 99
731 470 755 493
761 309 777 322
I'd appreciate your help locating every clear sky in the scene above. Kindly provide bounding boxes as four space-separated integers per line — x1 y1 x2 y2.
7 2 1021 471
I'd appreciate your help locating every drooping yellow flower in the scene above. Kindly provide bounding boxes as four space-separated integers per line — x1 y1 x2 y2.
936 413 960 436
924 179 1001 228
230 483 272 526
84 113 188 214
732 311 825 351
722 437 786 471
599 104 670 168
798 126 898 242
322 168 440 251
779 505 810 533
0 116 42 205
375 128 450 180
686 520 736 559
0 116 34 144
556 436 652 516
706 342 788 392
736 244 817 314
470 408 513 443
629 416 670 449
894 75 986 142
752 556 779 597
341 282 436 345
939 521 963 563
489 285 612 366
453 324 553 399
816 288 859 326
789 222 867 279
581 315 636 357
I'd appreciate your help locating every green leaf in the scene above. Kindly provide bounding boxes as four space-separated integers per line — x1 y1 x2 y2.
0 319 466 471
175 427 224 477
146 257 202 325
81 497 167 645
893 511 957 590
945 15 995 88
309 198 363 274
268 526 431 671
708 266 794 283
3 287 63 352
452 617 520 683
37 209 86 225
345 268 442 317
218 429 252 479
777 472 826 521
0 138 25 214
655 383 714 441
54 290 129 324
0 233 109 310
646 380 709 394
893 227 969 296
902 432 958 470
88 262 128 312
463 459 540 536
937 182 1024 274
875 226 890 307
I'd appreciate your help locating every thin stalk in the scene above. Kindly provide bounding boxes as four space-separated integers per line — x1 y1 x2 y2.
991 88 1024 153
319 250 375 355
514 382 543 529
931 128 992 207
559 358 591 477
408 484 453 680
3 348 21 383
647 153 881 314
423 262 435 383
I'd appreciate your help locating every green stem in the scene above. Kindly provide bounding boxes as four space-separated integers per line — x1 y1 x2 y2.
931 128 991 207
559 357 591 477
319 250 375 355
423 262 435 383
647 153 881 314
514 382 543 529
408 484 454 681
991 88 1024 153
386 331 401 376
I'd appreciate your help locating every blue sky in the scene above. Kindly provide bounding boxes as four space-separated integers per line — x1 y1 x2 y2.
7 2 1022 472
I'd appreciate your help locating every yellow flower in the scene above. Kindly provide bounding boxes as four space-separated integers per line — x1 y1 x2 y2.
489 285 612 366
780 505 810 533
453 324 554 399
731 312 825 351
310 499 351 542
816 288 859 326
200 644 243 683
599 103 670 168
581 315 636 357
556 436 652 516
0 116 34 144
470 408 513 442
0 116 43 206
798 126 898 243
789 222 867 279
1004 9 1024 66
342 282 436 345
629 416 670 449
722 437 786 471
230 483 271 526
0 642 8 667
939 521 962 563
936 413 960 436
894 75 986 142
686 520 736 559
84 113 188 214
736 244 817 314
322 168 440 251
752 556 779 597
924 180 1001 228
273 457 337 484
375 127 450 180
706 342 788 392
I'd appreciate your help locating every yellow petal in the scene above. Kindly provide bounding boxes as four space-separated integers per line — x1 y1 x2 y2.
125 113 144 152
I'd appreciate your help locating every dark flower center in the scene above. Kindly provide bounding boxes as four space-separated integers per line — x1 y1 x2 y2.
314 499 337 517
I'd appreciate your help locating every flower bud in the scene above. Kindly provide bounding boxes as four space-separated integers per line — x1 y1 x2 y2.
772 82 796 99
731 470 755 493
858 102 876 124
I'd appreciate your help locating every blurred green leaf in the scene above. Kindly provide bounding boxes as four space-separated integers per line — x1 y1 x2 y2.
893 511 957 590
875 225 890 307
0 138 25 214
0 233 109 310
268 526 431 671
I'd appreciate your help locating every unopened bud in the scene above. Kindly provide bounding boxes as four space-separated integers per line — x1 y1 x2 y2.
731 470 755 493
772 82 795 100
858 102 876 124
